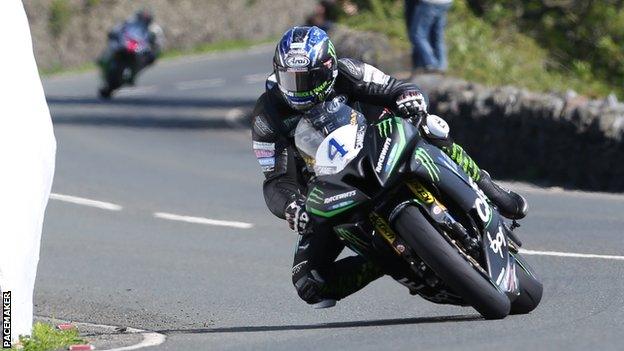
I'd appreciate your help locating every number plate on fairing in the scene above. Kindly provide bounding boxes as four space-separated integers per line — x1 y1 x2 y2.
314 124 363 176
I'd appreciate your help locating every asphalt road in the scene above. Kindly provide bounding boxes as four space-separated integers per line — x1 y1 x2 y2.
38 45 624 350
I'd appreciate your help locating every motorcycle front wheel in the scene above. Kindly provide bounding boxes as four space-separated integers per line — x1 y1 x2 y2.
394 206 511 319
510 254 543 314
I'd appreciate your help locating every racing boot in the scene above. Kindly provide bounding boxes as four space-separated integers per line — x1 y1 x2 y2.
476 170 528 220
443 143 528 220
294 259 384 308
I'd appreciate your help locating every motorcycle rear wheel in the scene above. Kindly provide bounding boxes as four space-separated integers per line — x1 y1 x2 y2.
394 206 511 319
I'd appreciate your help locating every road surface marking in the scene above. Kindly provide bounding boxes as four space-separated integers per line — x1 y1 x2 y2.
117 86 158 96
174 78 225 91
244 73 267 84
224 108 246 128
500 181 624 202
50 193 123 211
37 317 166 351
520 248 624 261
154 212 254 229
101 331 165 351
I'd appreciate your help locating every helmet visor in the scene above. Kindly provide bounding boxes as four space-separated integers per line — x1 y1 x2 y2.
276 67 334 97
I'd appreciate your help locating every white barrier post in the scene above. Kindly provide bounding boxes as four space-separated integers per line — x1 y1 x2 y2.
0 0 56 345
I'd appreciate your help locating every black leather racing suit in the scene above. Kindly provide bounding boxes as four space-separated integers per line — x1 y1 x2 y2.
251 58 483 304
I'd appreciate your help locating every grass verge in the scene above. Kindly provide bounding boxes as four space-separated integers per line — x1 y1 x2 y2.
341 0 615 98
11 322 84 351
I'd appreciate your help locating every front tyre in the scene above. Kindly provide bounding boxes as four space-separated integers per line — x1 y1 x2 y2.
510 255 543 314
394 206 511 319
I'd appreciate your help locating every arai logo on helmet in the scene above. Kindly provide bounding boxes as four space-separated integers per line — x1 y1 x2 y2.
285 54 311 68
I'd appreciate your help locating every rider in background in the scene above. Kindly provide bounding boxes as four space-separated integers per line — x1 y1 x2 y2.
97 9 164 84
251 26 528 308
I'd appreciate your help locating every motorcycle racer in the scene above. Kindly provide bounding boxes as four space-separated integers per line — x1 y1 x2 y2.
97 9 164 86
252 26 528 308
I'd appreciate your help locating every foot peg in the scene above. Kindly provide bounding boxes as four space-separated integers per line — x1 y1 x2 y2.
505 220 523 248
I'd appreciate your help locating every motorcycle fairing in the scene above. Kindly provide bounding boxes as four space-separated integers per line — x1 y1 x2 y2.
366 117 418 186
409 141 519 297
305 178 370 218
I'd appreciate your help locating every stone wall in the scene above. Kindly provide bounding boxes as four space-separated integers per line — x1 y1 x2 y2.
24 0 316 71
414 75 624 192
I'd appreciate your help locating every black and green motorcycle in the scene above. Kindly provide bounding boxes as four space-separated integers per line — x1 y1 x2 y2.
294 96 543 319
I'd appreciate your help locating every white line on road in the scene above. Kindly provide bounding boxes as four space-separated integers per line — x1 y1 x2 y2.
101 331 166 351
225 108 246 127
244 73 267 84
153 212 254 229
174 78 225 91
520 248 624 261
37 317 166 351
117 86 158 96
50 193 123 211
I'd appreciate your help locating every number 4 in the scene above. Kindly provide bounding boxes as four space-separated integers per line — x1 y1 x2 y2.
328 138 348 160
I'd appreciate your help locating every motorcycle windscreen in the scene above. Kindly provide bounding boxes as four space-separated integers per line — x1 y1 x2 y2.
294 96 367 176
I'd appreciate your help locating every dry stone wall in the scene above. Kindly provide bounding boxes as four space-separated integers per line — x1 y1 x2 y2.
414 75 624 192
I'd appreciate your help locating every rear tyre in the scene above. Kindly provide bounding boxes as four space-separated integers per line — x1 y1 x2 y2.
98 87 112 99
510 256 543 314
394 206 511 319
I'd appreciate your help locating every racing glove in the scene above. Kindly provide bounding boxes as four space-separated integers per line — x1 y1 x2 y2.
396 91 428 119
285 196 310 235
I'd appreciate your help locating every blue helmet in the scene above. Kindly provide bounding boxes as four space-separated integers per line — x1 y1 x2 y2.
273 26 338 111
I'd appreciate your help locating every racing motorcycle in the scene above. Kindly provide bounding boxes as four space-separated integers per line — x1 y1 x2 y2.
98 24 154 99
294 96 543 319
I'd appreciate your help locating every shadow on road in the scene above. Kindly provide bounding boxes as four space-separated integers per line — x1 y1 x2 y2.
51 115 251 129
157 314 481 335
47 95 255 129
46 96 257 109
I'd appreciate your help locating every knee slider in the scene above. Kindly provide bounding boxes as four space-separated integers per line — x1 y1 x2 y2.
293 270 325 304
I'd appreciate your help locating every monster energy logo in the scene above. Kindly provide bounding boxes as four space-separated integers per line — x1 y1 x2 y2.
447 144 481 181
415 148 440 182
328 41 337 59
307 187 324 204
335 227 369 252
377 119 394 138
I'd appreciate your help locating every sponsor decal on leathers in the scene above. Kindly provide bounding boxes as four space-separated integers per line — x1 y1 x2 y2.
253 141 275 151
254 149 275 158
254 117 274 135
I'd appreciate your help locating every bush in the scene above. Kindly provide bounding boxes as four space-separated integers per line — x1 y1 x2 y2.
49 0 74 38
339 0 617 97
466 0 624 95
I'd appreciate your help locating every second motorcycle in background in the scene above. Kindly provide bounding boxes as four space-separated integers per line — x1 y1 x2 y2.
97 9 164 99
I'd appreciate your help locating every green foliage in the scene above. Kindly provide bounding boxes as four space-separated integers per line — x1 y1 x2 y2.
340 0 617 97
465 0 624 96
49 0 74 38
84 0 102 9
11 323 83 351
